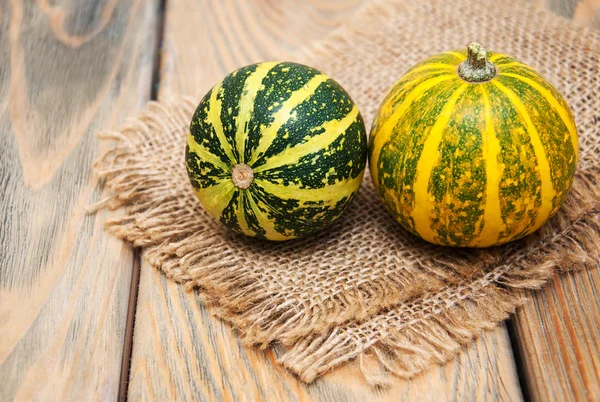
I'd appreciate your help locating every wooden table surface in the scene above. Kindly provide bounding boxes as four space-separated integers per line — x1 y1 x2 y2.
1 1 599 401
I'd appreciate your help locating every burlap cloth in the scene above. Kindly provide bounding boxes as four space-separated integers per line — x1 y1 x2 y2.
91 0 600 385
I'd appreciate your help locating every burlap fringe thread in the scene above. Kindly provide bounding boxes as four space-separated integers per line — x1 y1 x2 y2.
91 97 515 347
281 214 600 384
90 97 600 385
275 0 600 383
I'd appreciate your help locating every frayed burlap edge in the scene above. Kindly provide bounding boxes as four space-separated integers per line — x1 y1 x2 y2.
89 0 600 384
90 97 509 347
280 207 600 384
91 96 600 385
270 0 600 382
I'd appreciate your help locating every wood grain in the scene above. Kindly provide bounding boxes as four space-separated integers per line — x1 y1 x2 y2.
510 268 600 401
0 0 159 400
128 270 523 401
126 1 524 400
1 0 596 400
156 0 370 99
534 0 600 27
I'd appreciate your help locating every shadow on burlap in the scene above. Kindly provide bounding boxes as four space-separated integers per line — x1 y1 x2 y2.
90 0 600 385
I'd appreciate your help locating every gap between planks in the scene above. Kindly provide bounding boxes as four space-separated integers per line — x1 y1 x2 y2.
118 1 168 400
506 318 532 401
118 248 142 402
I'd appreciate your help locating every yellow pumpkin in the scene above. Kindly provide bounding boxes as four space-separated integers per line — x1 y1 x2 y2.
369 43 578 247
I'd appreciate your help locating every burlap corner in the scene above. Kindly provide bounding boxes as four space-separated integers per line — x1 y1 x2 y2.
91 0 600 385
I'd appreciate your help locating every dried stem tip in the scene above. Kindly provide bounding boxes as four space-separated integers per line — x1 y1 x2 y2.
232 163 254 189
457 42 496 82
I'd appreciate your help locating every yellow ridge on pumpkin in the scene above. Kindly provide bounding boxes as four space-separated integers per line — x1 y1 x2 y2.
488 53 508 62
186 131 230 171
254 106 360 172
493 81 555 235
207 81 236 164
383 64 456 101
500 72 578 159
411 84 468 243
496 61 535 69
235 192 255 237
248 74 329 165
192 179 235 221
254 173 363 204
446 51 465 60
370 74 456 192
234 62 279 163
245 192 292 241
383 65 456 103
406 63 456 75
475 87 506 247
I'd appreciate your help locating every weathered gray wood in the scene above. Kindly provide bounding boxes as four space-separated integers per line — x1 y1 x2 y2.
0 1 159 400
126 1 524 400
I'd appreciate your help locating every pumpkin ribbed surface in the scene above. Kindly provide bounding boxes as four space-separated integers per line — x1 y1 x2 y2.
186 62 367 240
369 49 578 247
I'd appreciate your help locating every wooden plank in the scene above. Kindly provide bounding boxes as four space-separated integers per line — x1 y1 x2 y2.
156 0 370 98
527 0 600 27
128 270 523 401
127 1 524 400
510 268 600 401
0 1 160 400
571 0 600 28
546 0 600 27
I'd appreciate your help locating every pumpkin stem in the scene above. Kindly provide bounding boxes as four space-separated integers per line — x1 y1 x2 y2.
457 42 496 82
232 163 254 189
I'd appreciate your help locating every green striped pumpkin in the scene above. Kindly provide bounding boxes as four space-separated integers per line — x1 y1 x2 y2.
369 43 578 247
186 62 367 240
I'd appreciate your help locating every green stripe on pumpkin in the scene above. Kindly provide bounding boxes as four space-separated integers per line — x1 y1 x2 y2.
411 84 469 244
369 74 457 197
244 63 323 163
373 78 463 233
233 62 279 163
218 63 260 161
492 81 555 239
190 86 237 167
424 85 488 246
496 74 577 217
258 117 366 190
483 82 543 243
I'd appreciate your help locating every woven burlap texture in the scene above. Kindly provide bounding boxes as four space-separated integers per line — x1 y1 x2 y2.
91 0 600 385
